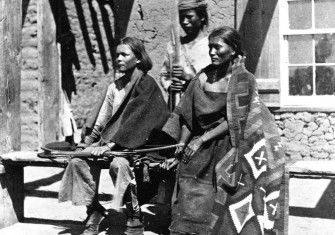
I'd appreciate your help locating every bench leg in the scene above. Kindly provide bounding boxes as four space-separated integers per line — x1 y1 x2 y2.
283 165 290 235
0 164 24 228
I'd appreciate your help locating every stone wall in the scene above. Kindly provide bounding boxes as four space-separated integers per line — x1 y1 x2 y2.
21 0 234 150
275 112 335 160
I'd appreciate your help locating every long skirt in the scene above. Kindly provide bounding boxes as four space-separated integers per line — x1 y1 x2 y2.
169 135 232 235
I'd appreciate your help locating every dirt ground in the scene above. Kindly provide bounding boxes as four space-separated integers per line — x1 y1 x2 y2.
1 166 166 235
1 167 335 235
2 153 335 234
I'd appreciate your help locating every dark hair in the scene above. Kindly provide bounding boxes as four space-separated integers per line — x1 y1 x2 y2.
180 5 208 27
119 37 153 73
195 5 208 27
209 26 244 59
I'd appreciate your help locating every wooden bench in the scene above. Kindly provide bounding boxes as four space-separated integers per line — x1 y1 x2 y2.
284 160 335 235
9 152 331 234
0 151 109 228
0 151 174 229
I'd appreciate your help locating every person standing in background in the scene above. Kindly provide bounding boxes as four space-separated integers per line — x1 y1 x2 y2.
160 0 211 102
81 0 211 140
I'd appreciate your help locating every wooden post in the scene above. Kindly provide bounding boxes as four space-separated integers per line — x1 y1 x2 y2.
0 0 22 154
0 0 22 228
283 165 290 235
235 0 280 106
58 43 65 141
37 0 60 147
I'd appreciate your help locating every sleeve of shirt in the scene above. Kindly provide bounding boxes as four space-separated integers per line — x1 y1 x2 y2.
94 83 114 129
85 84 115 145
190 38 211 73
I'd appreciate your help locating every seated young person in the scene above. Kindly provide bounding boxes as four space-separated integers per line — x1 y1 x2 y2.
58 37 170 235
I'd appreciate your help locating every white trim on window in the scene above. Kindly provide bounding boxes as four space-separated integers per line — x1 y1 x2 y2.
283 29 335 35
279 0 335 108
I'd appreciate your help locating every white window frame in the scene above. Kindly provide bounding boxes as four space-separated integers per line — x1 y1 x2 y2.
279 0 335 109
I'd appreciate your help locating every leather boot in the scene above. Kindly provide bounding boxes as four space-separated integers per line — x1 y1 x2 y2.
82 203 107 235
124 184 144 235
82 211 105 235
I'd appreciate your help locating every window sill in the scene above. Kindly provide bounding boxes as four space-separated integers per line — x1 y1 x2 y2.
272 106 335 113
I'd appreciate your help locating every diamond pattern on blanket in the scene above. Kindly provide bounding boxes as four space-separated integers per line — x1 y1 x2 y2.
244 138 268 180
229 194 255 233
264 190 280 230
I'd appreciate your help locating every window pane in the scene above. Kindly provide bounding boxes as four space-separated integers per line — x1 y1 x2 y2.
289 66 313 96
288 0 312 30
288 35 313 64
316 66 335 95
315 34 335 63
315 0 335 29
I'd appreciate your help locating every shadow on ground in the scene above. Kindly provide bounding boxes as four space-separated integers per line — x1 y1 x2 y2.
24 205 170 235
290 178 335 219
23 169 171 234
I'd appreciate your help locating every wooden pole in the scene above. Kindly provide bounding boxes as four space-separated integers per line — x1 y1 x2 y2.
0 0 22 153
171 0 181 65
169 0 181 111
37 0 60 147
0 0 22 228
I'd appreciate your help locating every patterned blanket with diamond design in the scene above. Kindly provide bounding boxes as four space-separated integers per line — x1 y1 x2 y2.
212 65 285 234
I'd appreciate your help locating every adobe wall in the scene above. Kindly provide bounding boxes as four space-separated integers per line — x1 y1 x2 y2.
21 0 234 150
21 1 335 162
22 0 39 149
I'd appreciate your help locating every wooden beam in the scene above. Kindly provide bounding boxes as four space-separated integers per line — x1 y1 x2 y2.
0 1 22 226
257 78 280 93
236 0 280 80
0 0 22 154
37 0 60 147
236 1 281 108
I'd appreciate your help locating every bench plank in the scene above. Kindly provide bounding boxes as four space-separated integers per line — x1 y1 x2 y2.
0 151 113 169
289 160 335 176
0 151 68 168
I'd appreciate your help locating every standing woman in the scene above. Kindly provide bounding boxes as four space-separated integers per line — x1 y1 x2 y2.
163 26 285 235
59 37 169 235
